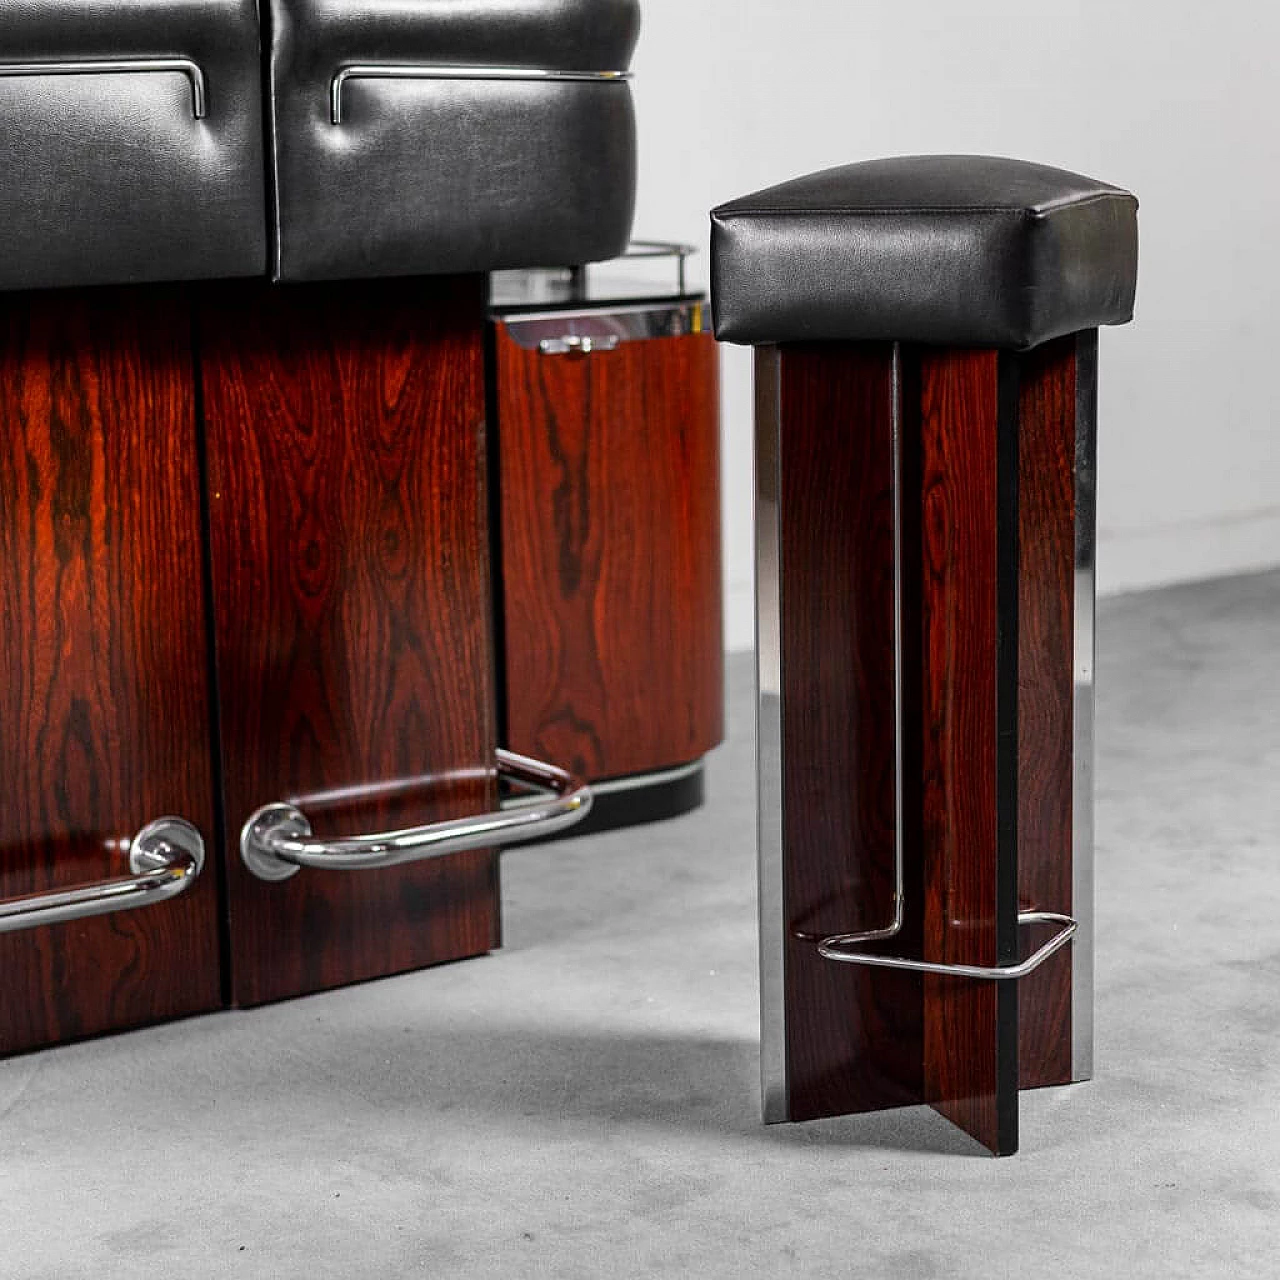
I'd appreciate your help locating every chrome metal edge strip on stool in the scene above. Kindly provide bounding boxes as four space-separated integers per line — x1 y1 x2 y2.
754 344 788 1122
240 749 593 881
1072 330 1100 1080
0 818 205 935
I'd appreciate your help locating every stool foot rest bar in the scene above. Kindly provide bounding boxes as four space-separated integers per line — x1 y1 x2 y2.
713 156 1138 1155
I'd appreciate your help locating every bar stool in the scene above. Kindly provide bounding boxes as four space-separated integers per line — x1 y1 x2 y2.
711 155 1138 1154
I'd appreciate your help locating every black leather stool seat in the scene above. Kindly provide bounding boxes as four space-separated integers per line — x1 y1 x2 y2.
711 155 1138 350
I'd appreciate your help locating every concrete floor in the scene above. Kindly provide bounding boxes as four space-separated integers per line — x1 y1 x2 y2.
2 571 1278 1278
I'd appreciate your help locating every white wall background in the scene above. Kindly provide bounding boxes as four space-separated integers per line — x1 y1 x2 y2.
628 0 1280 650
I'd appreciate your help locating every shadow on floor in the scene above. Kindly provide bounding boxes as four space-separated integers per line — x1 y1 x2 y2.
224 1013 988 1158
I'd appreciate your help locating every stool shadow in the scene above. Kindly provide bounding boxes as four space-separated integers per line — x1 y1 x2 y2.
250 1015 987 1157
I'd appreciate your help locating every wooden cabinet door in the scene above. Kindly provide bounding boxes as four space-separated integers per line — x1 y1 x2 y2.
199 277 500 1006
492 316 724 782
0 287 221 1053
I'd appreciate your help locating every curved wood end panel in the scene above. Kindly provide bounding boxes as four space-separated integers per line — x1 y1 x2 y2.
493 322 724 782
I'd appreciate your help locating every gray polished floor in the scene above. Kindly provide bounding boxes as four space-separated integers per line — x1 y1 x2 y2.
2 571 1277 1278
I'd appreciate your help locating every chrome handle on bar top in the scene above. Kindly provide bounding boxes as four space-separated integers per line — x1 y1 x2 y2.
240 749 592 882
0 58 207 119
0 818 205 936
328 64 631 125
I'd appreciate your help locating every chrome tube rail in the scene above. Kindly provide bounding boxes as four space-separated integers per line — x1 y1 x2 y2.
0 818 205 936
819 912 1078 980
329 64 632 125
0 58 207 118
240 748 592 881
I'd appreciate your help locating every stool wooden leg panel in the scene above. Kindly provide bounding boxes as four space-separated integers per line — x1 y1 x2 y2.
911 348 1020 1155
1016 334 1082 1090
759 343 923 1123
199 277 500 1006
759 335 1094 1155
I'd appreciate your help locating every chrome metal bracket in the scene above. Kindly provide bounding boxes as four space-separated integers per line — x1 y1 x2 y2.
0 58 207 118
240 749 592 881
329 64 631 125
0 817 205 935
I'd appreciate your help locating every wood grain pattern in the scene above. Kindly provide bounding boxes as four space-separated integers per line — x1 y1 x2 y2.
914 347 1019 1155
199 276 499 1007
768 337 1079 1150
493 325 723 781
776 344 923 1120
1016 335 1077 1090
0 287 221 1054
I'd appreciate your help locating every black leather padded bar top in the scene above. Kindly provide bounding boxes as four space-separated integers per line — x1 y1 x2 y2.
0 0 640 292
269 0 640 281
711 155 1138 350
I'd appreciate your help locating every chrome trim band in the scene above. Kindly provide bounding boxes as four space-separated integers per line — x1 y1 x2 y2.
0 818 204 936
755 345 788 1123
499 301 710 351
587 760 703 797
1072 329 1099 1080
329 64 632 125
502 759 705 808
240 749 592 881
0 58 207 118
819 912 1077 980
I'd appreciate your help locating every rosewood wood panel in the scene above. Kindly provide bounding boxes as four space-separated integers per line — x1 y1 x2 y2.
770 338 1080 1152
199 277 499 1007
775 344 923 1120
913 347 1019 1155
493 325 724 781
1015 336 1078 1090
0 287 221 1053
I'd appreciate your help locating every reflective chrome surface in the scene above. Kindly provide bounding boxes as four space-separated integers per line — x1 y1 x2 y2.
0 58 207 119
499 301 709 351
833 343 907 946
1072 329 1099 1080
500 759 704 808
755 345 787 1123
490 241 701 312
538 333 620 356
819 911 1077 980
0 817 205 935
624 240 695 295
329 64 631 125
240 749 592 881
